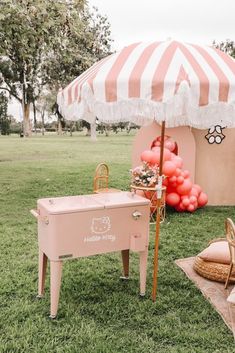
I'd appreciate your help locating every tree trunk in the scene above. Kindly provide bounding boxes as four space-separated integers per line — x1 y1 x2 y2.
41 111 45 136
58 119 62 135
23 102 32 137
105 124 110 137
33 101 37 134
70 122 73 137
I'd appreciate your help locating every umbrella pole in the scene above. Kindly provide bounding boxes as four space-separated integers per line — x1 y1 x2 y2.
152 121 165 301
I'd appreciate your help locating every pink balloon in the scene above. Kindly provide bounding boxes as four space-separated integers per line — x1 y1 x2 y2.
176 179 193 195
177 175 184 185
172 156 183 168
193 184 202 194
182 170 190 178
151 147 171 162
189 195 197 203
150 153 160 165
190 187 199 197
163 148 172 161
175 168 181 177
162 161 177 177
164 140 176 152
198 192 208 207
187 204 195 212
141 150 154 163
166 192 180 206
182 197 190 207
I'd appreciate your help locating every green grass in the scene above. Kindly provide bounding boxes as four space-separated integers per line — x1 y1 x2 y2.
0 132 235 353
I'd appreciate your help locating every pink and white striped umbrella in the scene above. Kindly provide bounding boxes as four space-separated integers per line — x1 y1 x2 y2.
57 40 235 129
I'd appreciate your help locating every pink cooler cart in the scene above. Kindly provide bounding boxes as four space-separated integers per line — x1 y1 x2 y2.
31 191 150 318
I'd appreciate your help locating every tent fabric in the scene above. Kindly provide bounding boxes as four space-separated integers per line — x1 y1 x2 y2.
57 40 235 129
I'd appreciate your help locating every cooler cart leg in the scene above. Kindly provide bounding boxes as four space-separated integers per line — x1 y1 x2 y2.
121 250 129 279
50 260 63 319
37 250 48 298
139 248 148 296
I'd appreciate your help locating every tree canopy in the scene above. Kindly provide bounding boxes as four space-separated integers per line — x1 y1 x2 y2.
0 0 113 135
213 39 235 58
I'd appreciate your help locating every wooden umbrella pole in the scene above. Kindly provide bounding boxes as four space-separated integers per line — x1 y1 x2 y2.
152 121 165 301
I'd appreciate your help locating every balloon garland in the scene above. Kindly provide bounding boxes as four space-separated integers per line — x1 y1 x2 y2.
140 136 208 212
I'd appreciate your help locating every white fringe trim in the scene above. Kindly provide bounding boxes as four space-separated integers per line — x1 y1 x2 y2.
57 83 235 129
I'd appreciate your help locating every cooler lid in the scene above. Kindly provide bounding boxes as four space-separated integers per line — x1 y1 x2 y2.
90 191 150 209
37 195 104 215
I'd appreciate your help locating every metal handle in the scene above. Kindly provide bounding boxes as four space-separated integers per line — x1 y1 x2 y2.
132 210 142 220
30 209 39 218
30 209 49 225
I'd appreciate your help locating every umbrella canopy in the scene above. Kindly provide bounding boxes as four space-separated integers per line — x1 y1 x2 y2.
58 40 235 129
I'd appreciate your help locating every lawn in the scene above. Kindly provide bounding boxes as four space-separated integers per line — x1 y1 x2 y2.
0 132 235 353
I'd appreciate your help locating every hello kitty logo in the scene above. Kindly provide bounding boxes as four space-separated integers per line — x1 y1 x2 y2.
91 216 111 234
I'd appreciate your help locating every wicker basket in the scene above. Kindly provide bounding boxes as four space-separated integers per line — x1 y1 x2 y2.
193 256 235 283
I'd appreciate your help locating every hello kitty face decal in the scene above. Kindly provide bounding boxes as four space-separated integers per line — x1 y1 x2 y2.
205 125 226 144
91 216 111 234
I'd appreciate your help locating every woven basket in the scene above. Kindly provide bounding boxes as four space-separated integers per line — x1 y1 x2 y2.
193 256 235 283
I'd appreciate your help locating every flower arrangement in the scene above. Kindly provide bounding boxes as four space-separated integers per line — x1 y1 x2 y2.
130 162 159 187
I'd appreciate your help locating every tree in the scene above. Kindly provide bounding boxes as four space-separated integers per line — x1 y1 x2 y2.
36 90 56 135
213 39 235 58
0 0 112 136
0 92 11 135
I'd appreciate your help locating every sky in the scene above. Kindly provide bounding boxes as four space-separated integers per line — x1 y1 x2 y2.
89 0 235 50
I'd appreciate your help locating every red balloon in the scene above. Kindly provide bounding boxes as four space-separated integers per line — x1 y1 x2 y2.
162 161 177 177
198 192 208 207
156 135 168 142
145 191 153 200
179 202 186 210
176 179 193 195
141 150 154 163
176 204 185 212
169 175 177 183
153 140 161 147
166 192 180 206
163 178 169 187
